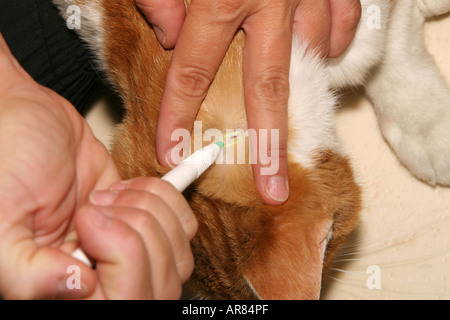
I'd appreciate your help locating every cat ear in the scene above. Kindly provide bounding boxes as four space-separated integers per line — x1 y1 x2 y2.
244 214 332 300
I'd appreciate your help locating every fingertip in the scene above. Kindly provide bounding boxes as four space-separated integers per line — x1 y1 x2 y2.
155 107 194 168
254 172 290 206
152 25 167 48
155 130 175 168
152 22 183 49
251 147 290 206
293 0 332 57
265 175 290 203
136 0 186 49
328 0 362 58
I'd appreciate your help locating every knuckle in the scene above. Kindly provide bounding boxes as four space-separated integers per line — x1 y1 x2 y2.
208 0 242 15
191 0 244 23
174 65 213 100
270 135 289 157
278 144 289 164
257 131 288 162
134 209 160 232
121 226 148 250
215 0 243 16
250 72 290 109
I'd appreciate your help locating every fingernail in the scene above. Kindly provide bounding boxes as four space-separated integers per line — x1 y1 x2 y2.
91 206 113 228
165 145 184 168
153 25 166 46
89 190 119 206
265 176 289 203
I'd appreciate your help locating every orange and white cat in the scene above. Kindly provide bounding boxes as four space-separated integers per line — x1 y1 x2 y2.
53 0 450 299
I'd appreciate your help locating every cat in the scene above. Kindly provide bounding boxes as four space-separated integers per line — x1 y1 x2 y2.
53 0 450 299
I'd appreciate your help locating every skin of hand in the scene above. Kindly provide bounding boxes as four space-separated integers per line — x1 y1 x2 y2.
0 34 197 300
135 0 362 206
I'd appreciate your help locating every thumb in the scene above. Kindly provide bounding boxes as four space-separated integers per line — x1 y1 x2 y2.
135 0 186 48
0 244 96 299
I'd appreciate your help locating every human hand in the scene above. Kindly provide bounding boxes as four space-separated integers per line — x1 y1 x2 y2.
136 0 362 205
0 34 196 299
77 177 197 299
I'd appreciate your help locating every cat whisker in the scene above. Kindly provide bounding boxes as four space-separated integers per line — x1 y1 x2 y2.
328 267 357 274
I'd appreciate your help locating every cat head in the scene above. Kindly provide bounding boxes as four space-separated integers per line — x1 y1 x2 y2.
186 149 360 299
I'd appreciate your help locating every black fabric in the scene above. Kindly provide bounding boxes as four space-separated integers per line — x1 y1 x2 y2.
0 0 102 114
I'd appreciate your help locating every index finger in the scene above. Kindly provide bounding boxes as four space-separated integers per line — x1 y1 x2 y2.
155 2 244 167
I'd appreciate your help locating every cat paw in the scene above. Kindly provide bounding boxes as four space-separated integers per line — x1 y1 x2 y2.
381 118 450 186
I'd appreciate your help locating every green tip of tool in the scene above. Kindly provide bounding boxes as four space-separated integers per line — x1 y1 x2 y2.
215 141 224 149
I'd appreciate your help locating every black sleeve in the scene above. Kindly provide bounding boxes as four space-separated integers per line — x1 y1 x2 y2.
0 0 103 115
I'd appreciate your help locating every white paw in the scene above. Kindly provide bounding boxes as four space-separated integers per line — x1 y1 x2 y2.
381 115 450 186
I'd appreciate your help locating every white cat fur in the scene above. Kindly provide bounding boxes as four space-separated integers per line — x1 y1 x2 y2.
366 0 450 185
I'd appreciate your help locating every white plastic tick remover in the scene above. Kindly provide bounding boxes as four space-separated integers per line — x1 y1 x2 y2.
162 141 224 192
